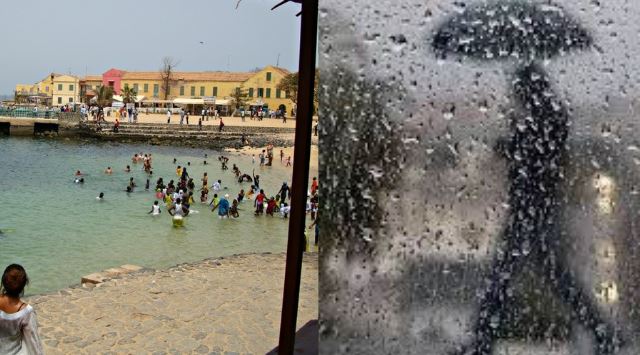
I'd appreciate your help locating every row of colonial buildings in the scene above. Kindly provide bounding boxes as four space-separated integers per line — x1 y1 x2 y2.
14 66 295 113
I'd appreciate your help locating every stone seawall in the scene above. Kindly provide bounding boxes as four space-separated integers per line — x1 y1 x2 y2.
77 122 309 150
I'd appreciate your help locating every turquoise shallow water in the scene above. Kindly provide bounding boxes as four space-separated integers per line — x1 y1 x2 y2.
0 137 306 295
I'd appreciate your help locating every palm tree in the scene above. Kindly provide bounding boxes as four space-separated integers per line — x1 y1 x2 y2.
121 86 137 105
93 85 114 109
230 86 249 110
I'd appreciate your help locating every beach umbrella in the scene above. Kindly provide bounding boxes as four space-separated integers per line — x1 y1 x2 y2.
432 2 620 354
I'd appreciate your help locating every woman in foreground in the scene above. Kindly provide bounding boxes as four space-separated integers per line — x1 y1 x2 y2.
0 264 44 354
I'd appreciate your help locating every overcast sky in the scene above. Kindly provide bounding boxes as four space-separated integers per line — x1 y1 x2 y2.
0 0 302 94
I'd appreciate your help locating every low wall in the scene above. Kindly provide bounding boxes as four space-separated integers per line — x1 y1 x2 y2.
0 113 83 137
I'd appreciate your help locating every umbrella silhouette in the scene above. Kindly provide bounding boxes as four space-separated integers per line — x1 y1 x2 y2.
433 2 621 354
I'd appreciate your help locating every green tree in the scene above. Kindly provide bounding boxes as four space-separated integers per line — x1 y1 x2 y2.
230 86 249 109
276 70 320 114
277 73 299 106
93 85 114 109
121 86 137 105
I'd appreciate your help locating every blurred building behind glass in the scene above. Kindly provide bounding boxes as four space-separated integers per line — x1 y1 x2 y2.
319 0 640 353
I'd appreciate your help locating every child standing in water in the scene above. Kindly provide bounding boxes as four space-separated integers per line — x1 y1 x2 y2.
229 199 240 218
148 201 161 215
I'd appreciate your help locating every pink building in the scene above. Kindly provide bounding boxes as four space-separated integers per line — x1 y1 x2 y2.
102 68 126 95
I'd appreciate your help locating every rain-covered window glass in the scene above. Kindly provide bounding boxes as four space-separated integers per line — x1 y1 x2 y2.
319 1 638 354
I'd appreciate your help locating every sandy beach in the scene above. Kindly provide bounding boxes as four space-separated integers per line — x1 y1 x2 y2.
101 112 317 130
26 252 317 354
226 145 319 173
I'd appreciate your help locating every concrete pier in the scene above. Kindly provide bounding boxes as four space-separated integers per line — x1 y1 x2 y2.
0 116 60 136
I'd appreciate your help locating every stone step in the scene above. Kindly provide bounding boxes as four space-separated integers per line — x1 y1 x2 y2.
81 264 144 286
96 132 242 140
96 129 244 136
112 129 241 136
85 122 295 133
81 273 107 285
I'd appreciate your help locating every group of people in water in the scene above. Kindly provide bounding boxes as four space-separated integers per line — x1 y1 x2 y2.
82 148 319 230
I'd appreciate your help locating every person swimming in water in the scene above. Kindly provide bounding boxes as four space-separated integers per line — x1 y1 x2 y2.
96 192 104 200
125 165 131 173
75 170 82 176
105 167 112 174
128 177 136 190
238 174 253 183
148 201 161 215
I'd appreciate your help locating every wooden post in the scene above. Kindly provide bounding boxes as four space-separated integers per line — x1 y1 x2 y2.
277 0 319 353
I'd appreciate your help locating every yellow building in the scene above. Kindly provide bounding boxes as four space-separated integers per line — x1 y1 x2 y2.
52 74 80 106
15 75 54 105
92 65 294 113
15 73 80 106
119 71 252 101
17 66 296 111
242 66 294 114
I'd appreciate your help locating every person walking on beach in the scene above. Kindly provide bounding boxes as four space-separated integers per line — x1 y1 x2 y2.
166 109 171 124
280 149 284 162
185 111 189 125
0 264 44 355
179 108 184 125
286 156 292 167
219 118 224 132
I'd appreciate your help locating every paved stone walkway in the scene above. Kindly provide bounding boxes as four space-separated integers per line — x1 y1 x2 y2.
27 252 318 354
